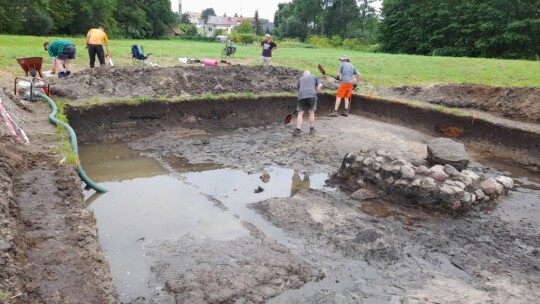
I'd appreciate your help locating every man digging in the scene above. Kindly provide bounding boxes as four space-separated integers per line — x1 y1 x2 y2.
293 71 322 136
329 55 361 117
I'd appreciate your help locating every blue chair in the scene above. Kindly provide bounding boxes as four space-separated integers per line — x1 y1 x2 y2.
131 45 151 65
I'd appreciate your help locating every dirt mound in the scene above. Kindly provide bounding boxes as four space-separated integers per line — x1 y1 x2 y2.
377 84 540 123
50 65 338 101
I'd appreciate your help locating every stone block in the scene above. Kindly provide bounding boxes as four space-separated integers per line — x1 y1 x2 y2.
427 138 469 171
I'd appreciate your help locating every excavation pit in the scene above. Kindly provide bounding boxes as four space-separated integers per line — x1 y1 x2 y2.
2 65 539 303
65 91 540 303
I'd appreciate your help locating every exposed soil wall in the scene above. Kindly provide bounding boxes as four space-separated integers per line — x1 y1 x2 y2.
354 95 540 169
0 90 117 303
377 84 540 123
0 140 27 301
65 94 540 169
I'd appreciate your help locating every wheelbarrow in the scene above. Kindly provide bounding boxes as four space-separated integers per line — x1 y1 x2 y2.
16 57 44 78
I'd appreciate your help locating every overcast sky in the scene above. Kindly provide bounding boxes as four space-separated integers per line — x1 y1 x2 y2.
175 1 382 22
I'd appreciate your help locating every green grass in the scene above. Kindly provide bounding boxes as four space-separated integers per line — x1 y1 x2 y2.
0 34 538 87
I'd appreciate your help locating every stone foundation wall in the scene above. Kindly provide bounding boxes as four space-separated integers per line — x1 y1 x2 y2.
333 149 514 212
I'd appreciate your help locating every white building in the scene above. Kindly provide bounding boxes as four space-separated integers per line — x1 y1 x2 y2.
204 15 255 37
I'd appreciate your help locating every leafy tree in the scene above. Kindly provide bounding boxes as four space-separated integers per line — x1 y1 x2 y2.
180 12 191 24
293 0 325 35
140 0 177 38
380 0 539 59
324 0 360 39
357 0 379 40
231 20 256 44
254 10 263 36
234 20 255 34
114 0 152 38
67 0 118 35
278 16 309 40
179 23 197 36
46 0 75 33
273 3 294 35
24 1 54 35
0 1 26 34
201 8 216 24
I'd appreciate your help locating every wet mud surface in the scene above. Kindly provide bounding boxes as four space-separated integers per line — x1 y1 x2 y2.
1 66 539 303
121 114 540 303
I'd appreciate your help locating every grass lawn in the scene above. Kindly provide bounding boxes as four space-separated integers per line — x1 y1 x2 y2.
0 35 538 87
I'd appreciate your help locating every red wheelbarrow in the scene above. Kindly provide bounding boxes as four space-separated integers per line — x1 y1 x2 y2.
16 57 44 78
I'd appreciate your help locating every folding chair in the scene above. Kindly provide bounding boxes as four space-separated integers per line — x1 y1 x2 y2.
131 45 151 65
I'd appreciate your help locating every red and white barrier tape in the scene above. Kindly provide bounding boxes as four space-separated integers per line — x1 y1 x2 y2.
0 98 30 144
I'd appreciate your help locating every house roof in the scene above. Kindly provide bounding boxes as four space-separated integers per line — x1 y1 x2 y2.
206 16 255 26
167 25 182 35
186 11 201 18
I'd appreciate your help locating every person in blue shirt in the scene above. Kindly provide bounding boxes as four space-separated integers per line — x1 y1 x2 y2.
328 55 361 117
44 40 76 78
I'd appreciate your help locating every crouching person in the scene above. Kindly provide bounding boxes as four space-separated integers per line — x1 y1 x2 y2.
44 40 76 78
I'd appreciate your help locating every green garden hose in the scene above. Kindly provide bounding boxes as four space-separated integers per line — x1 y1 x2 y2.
38 92 108 193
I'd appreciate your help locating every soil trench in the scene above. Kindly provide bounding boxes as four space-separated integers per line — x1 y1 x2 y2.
1 65 539 303
75 101 539 303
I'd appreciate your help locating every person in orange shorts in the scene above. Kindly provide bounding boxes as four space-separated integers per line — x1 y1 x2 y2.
328 55 362 117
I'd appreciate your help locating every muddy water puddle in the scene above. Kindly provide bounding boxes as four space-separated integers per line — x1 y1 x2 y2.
80 143 334 302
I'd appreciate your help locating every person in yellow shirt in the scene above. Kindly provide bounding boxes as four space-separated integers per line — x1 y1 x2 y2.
86 26 111 68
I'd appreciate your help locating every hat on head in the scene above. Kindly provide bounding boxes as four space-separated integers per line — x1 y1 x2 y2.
265 34 271 38
339 55 350 61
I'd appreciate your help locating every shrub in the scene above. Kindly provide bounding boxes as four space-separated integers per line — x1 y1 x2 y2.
230 33 256 45
308 35 331 48
175 36 214 42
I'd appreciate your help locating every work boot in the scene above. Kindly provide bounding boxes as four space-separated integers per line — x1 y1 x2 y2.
309 127 316 135
341 108 349 117
328 110 338 117
293 128 302 137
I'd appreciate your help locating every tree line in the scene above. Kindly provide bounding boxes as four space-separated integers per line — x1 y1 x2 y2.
0 0 178 38
274 0 379 42
0 0 537 59
379 0 539 59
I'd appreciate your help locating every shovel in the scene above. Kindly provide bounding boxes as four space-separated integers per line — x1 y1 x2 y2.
284 110 297 125
106 55 114 66
317 64 339 80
